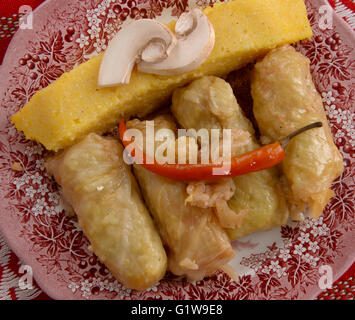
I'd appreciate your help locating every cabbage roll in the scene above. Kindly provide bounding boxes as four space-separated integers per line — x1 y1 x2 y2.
251 46 344 220
46 133 167 290
127 116 235 281
171 76 289 239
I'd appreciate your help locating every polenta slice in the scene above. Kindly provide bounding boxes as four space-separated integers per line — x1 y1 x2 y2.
12 0 312 151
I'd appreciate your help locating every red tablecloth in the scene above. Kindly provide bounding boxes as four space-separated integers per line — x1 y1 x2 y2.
0 0 354 300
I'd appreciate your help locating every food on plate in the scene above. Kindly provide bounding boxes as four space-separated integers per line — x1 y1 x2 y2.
45 133 167 290
226 64 259 138
171 76 289 239
98 19 178 87
12 0 312 151
119 117 287 181
126 115 235 281
99 8 216 86
251 45 344 220
136 8 215 77
9 0 344 293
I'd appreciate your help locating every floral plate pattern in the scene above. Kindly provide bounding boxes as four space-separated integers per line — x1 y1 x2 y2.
0 0 354 300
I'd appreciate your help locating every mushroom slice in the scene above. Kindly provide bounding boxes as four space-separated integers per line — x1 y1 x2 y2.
98 20 176 87
137 9 215 76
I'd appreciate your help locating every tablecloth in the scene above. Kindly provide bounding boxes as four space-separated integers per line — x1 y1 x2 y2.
0 0 354 300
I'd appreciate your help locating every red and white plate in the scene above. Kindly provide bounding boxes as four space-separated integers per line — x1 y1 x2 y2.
0 0 354 300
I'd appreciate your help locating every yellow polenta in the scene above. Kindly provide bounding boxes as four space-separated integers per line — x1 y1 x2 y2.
12 0 312 151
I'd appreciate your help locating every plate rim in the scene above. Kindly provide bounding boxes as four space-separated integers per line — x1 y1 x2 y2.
0 0 354 300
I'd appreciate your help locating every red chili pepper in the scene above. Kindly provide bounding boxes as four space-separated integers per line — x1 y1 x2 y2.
119 119 322 181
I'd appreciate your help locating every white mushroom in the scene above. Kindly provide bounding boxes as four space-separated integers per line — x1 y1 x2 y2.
137 9 215 76
141 38 170 63
98 19 176 87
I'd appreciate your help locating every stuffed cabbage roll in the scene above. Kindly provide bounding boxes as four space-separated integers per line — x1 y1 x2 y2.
46 133 167 290
127 115 235 281
251 45 344 220
171 76 289 239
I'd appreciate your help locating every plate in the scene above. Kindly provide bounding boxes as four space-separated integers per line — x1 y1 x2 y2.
0 0 354 300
